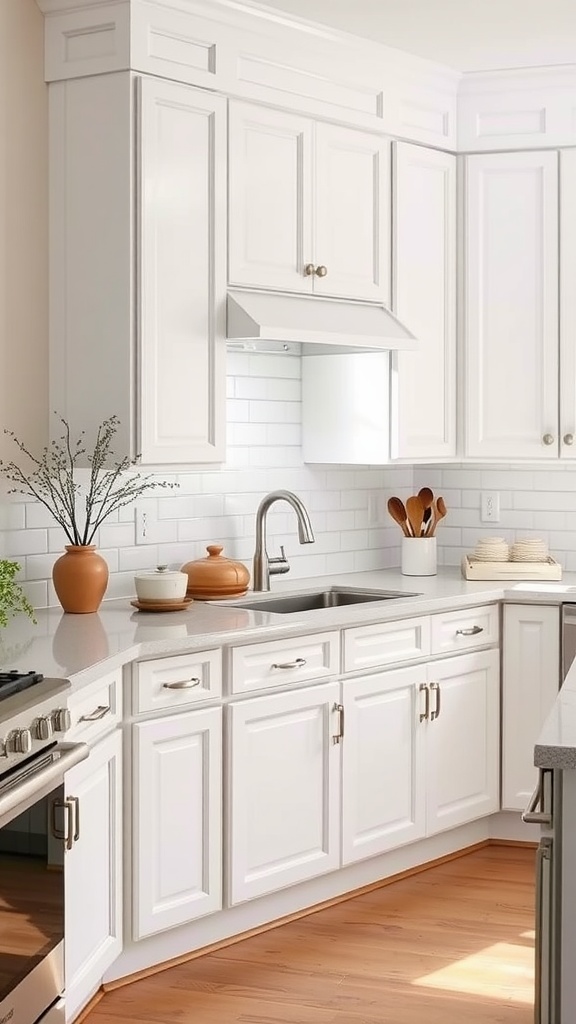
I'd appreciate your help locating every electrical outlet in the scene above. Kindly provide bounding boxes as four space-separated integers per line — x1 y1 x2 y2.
135 504 156 544
481 492 500 523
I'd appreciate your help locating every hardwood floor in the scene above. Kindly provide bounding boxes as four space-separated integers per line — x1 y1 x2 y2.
89 845 535 1024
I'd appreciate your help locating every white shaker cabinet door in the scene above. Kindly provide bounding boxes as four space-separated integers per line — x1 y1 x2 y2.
464 151 559 459
391 142 456 461
560 148 576 459
138 78 227 463
132 706 222 939
64 730 122 1023
426 650 500 835
341 666 427 865
502 604 560 811
227 682 340 905
228 102 314 292
313 123 390 302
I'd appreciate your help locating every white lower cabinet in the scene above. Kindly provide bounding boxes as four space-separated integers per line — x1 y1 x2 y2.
64 729 122 1022
342 649 500 864
228 682 341 905
502 603 560 811
132 706 222 939
425 650 500 833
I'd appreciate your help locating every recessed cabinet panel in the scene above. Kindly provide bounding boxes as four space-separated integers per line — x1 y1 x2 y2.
342 667 426 864
228 103 313 292
228 683 340 904
465 151 559 459
391 142 456 460
138 78 226 463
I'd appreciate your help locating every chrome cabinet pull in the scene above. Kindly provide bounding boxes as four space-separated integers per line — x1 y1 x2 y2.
271 657 307 670
332 702 344 744
430 682 441 721
564 433 575 446
542 433 555 446
79 705 110 722
315 265 328 277
419 683 429 722
522 769 553 826
70 795 80 842
163 678 201 689
304 263 315 276
455 625 483 636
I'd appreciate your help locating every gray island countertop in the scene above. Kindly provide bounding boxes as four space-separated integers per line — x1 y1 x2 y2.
1 565 575 695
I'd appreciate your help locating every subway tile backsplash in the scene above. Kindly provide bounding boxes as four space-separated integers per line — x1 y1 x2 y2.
5 352 576 609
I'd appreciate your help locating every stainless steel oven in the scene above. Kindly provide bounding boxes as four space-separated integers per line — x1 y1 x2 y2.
0 673 88 1024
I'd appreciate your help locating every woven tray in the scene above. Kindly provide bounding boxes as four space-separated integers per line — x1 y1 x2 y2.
462 554 562 581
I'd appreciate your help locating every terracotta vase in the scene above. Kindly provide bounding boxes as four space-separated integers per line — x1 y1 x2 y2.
52 545 109 614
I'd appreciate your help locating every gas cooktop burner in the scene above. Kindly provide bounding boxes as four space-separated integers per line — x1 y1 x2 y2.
0 670 44 700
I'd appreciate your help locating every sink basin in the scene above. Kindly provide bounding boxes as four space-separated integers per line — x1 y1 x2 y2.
229 586 420 614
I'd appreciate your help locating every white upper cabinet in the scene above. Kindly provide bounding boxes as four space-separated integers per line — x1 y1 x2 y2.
138 78 227 463
464 151 559 460
228 102 390 303
391 142 456 461
49 72 226 466
560 149 576 458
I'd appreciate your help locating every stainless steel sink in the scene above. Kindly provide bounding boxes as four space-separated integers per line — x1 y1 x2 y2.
229 586 420 614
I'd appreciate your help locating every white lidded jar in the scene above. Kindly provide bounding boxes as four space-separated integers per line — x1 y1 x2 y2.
134 565 188 602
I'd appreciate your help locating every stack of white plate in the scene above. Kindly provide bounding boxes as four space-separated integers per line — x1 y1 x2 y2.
473 537 510 561
510 538 549 562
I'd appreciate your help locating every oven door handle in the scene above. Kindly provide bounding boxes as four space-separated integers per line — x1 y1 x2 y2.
0 742 89 829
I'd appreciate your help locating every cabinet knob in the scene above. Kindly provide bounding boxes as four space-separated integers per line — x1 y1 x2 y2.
564 433 575 446
315 265 328 277
542 433 555 446
304 263 315 277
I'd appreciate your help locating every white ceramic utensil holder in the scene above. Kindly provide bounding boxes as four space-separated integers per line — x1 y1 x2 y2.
401 537 437 576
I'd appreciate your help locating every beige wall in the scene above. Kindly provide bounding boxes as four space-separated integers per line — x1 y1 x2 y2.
0 0 47 459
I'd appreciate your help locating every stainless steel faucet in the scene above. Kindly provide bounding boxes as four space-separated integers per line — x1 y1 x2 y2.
252 490 315 591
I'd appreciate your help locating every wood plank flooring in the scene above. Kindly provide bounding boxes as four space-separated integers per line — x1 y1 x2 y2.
89 845 535 1024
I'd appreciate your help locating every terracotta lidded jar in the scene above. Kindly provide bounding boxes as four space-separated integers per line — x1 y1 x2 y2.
181 545 250 600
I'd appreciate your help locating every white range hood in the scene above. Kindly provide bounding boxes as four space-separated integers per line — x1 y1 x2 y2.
227 289 418 354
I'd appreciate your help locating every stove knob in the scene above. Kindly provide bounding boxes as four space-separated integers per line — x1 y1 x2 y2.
51 708 71 732
35 716 54 741
17 729 32 754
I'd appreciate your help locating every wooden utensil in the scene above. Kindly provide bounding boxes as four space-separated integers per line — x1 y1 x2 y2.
418 487 434 536
387 496 411 537
429 496 447 536
406 495 424 539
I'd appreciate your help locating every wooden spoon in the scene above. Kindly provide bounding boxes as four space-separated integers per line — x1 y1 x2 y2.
387 496 411 537
436 495 447 527
418 487 434 535
429 496 447 536
406 495 424 539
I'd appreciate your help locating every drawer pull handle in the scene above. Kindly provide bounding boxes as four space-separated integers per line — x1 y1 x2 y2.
332 702 344 744
271 658 307 670
163 678 201 690
79 705 110 722
419 682 429 722
455 625 483 636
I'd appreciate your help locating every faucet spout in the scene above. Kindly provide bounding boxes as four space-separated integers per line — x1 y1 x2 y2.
253 490 315 592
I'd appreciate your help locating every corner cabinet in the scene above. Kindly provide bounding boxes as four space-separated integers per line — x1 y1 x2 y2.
228 101 390 302
49 73 226 464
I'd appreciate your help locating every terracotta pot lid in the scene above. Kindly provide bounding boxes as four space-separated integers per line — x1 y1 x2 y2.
181 545 250 599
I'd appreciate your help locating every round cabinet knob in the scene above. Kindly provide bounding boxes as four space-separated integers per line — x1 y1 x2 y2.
51 708 71 732
542 433 555 446
35 715 53 741
304 263 315 277
315 265 328 277
564 433 575 446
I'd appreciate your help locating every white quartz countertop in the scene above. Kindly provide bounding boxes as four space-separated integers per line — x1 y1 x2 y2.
535 656 576 771
2 565 576 694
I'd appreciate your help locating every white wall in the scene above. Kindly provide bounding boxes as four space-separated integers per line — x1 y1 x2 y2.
0 0 48 465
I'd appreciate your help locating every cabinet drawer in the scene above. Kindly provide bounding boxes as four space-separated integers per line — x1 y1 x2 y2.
67 669 122 744
230 632 339 694
430 604 499 655
132 650 222 714
344 617 430 673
